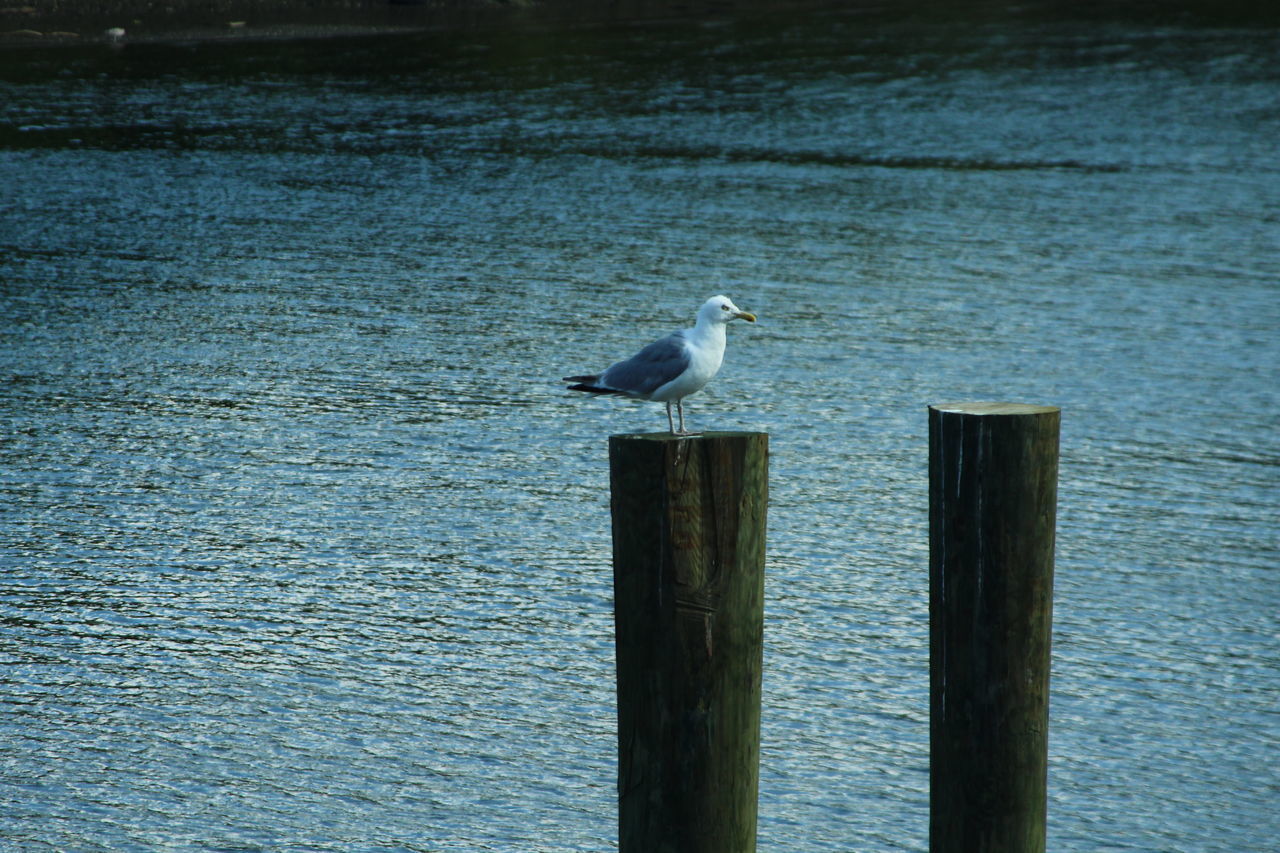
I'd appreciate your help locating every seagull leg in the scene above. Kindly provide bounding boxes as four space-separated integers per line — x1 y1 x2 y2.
674 400 701 436
665 401 676 435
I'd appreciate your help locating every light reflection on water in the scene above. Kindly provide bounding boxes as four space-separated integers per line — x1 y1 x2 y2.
3 5 1278 851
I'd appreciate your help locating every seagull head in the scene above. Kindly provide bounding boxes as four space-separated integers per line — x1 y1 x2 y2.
701 295 757 325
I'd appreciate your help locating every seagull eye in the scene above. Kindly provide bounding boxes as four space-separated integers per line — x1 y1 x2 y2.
721 304 730 311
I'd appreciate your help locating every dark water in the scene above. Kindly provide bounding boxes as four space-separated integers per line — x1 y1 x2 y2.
2 4 1278 850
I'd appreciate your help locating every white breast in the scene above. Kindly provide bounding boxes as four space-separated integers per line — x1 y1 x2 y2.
649 327 726 403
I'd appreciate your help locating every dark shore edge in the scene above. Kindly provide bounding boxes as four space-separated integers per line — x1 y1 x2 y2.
6 0 1275 49
0 0 843 47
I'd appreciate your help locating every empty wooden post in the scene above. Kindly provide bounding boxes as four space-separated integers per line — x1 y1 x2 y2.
928 403 1060 853
609 431 768 853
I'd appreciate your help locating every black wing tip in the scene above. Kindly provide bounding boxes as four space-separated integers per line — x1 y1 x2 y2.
565 374 628 395
567 383 617 395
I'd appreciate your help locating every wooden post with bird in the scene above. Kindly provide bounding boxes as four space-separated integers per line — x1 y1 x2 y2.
609 430 768 853
928 402 1060 853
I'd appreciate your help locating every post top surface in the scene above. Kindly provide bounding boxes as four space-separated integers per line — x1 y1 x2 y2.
930 402 1059 416
610 431 768 442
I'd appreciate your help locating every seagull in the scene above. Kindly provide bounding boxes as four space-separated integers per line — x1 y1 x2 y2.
564 295 756 435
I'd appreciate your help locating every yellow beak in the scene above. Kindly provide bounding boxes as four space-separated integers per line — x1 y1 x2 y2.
735 311 757 323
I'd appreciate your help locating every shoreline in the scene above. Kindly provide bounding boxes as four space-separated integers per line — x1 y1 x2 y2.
0 0 833 47
2 0 1274 49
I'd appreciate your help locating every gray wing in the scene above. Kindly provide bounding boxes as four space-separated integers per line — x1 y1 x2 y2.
598 331 691 398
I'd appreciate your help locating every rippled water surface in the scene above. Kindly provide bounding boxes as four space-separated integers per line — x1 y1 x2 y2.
2 4 1278 850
